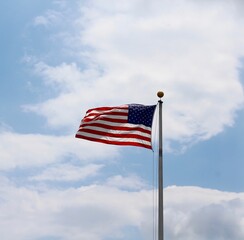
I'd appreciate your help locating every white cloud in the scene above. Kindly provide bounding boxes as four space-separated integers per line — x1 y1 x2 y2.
106 175 148 190
33 10 63 27
0 181 243 240
164 186 244 239
25 0 244 152
30 163 104 182
0 131 119 170
53 0 67 9
0 179 150 240
23 61 101 129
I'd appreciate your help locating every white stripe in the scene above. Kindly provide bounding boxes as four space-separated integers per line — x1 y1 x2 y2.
80 126 151 138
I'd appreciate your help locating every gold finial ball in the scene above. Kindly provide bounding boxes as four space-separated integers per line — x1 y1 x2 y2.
157 91 164 98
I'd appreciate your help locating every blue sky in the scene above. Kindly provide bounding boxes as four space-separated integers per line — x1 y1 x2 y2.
0 0 244 239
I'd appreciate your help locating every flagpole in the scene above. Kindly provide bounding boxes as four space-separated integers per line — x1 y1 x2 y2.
157 91 164 240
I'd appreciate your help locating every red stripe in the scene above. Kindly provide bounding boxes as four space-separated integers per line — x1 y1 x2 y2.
75 134 152 149
78 129 151 142
79 122 151 134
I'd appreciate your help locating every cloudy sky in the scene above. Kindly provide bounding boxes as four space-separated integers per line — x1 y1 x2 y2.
1 0 244 239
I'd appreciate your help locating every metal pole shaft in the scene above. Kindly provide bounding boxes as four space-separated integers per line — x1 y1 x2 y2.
158 99 164 240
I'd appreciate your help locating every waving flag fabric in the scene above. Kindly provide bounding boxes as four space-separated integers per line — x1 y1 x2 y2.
75 104 156 149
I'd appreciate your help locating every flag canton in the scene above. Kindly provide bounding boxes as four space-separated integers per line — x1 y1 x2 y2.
128 104 156 127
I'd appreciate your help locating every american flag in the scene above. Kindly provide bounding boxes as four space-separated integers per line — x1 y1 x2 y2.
75 104 156 149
